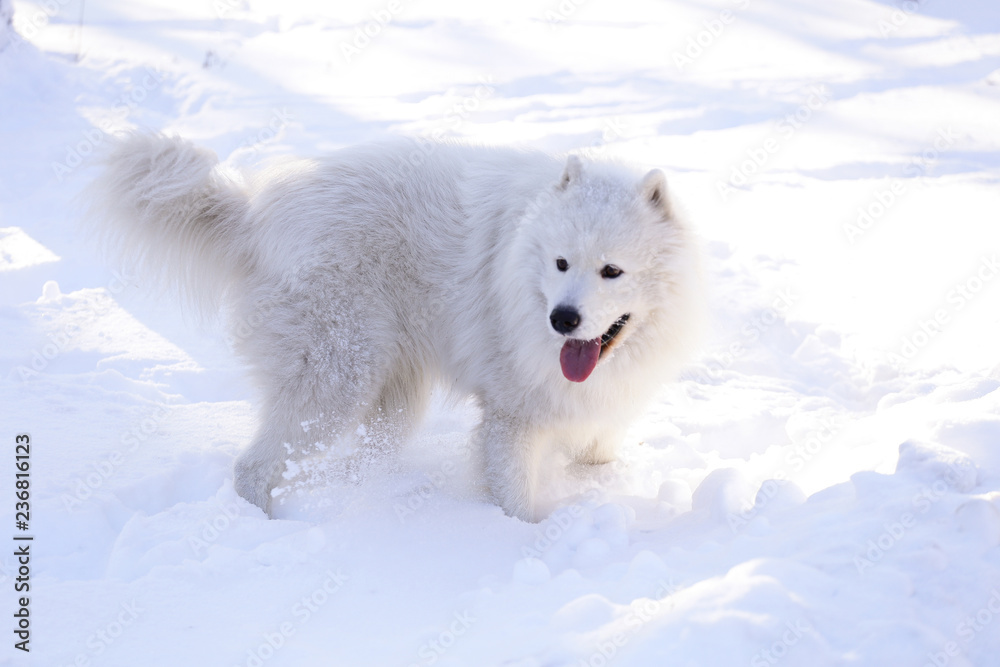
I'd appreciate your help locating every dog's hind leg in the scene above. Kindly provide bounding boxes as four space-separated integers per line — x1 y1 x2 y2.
233 404 307 515
234 378 384 516
361 360 431 460
232 284 394 516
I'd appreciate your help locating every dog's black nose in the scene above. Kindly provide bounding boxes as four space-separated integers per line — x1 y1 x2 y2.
550 306 581 334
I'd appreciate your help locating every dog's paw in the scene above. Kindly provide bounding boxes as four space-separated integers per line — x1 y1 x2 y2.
575 438 619 466
233 460 275 517
493 486 539 523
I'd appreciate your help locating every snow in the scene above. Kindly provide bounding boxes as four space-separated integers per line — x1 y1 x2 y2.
2 0 1000 665
0 0 11 53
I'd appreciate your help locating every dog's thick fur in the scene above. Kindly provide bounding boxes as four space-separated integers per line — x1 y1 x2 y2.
90 134 702 521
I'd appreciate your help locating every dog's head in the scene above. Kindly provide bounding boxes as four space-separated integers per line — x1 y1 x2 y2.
516 155 697 383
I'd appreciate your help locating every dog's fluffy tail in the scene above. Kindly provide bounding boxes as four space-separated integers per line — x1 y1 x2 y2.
88 132 252 317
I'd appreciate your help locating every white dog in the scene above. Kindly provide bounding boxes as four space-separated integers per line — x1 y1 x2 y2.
91 134 702 521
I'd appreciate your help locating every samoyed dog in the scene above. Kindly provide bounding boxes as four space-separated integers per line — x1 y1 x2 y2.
90 134 702 521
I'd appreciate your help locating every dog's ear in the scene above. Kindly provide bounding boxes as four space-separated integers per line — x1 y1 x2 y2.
641 168 671 218
558 155 583 190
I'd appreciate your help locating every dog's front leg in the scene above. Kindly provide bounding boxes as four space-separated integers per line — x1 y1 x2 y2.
575 429 623 465
479 411 541 522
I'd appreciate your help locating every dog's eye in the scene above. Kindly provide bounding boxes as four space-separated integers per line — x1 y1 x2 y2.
600 264 623 279
556 258 569 272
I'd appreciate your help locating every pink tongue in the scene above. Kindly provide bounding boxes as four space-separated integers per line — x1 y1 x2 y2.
560 338 601 382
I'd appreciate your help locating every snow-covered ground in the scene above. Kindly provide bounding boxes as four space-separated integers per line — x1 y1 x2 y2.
2 0 1000 665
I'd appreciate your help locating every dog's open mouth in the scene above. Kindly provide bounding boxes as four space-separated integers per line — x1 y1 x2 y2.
560 313 630 383
599 313 630 356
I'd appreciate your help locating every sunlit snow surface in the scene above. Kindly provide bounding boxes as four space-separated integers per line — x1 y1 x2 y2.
1 0 999 665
